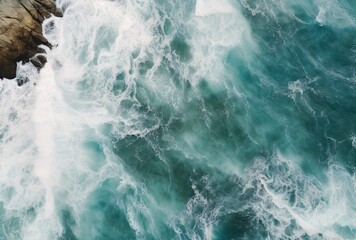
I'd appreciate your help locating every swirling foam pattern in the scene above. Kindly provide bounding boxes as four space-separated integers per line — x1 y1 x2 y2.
0 0 355 239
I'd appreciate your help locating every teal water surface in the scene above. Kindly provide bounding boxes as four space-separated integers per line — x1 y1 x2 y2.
0 0 355 239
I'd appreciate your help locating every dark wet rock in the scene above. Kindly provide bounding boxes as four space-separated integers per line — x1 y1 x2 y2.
36 54 47 64
16 76 29 86
30 57 44 69
0 0 62 79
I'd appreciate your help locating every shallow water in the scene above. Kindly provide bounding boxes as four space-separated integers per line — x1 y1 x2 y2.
0 0 355 239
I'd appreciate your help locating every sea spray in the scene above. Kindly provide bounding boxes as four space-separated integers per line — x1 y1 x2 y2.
0 0 355 239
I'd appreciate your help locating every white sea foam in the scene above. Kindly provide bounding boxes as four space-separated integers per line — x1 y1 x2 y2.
0 0 160 238
0 0 354 239
246 151 356 239
351 136 356 149
315 0 356 27
195 0 236 17
179 0 255 95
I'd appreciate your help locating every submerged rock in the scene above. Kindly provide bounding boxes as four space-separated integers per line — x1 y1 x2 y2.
0 0 62 80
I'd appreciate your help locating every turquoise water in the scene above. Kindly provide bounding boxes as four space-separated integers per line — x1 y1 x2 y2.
0 0 355 239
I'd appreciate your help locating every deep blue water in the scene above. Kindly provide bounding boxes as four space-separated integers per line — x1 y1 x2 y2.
0 0 355 239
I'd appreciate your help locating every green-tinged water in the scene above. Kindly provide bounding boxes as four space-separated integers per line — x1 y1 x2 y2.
0 0 355 239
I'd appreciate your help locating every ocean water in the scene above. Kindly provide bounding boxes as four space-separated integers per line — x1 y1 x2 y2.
0 0 355 239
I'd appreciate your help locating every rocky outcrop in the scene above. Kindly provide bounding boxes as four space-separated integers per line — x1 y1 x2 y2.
0 0 62 80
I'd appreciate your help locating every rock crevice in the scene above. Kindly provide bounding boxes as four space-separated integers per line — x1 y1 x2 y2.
0 0 62 79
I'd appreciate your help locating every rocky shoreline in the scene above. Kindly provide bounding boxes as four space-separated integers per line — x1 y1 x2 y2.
0 0 62 80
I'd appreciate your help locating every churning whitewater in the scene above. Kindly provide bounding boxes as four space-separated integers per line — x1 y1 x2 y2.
0 0 355 239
